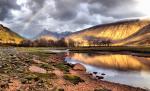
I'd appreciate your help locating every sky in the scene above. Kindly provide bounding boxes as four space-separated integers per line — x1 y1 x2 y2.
0 0 150 38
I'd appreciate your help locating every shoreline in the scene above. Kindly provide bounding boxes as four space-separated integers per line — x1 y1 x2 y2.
0 47 148 91
62 59 148 91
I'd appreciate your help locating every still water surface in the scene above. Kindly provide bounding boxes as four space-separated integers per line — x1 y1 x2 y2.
65 52 150 89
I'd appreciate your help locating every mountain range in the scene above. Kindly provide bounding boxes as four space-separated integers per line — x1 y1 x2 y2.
1 18 150 46
34 30 72 41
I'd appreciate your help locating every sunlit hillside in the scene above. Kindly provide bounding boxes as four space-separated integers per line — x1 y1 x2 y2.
0 24 24 44
65 19 150 46
118 23 150 45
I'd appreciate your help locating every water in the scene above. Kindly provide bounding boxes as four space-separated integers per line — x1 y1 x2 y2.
65 52 150 89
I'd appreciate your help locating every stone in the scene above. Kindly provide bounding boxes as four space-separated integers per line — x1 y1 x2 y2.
101 73 106 75
29 65 47 73
96 76 104 80
93 72 97 74
73 63 86 71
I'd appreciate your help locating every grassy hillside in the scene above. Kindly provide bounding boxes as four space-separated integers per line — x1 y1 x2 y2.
65 19 150 46
119 24 150 45
0 24 24 44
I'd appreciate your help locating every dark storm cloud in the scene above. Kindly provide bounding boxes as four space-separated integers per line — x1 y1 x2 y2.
51 0 142 24
87 0 143 18
51 0 78 21
0 0 20 20
25 0 45 13
88 0 134 7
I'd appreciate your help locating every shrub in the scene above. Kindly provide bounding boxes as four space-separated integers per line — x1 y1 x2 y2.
35 73 57 79
63 74 84 85
21 74 39 84
55 63 70 72
94 88 111 91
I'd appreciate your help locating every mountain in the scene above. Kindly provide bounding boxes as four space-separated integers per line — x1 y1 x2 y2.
117 23 150 45
0 24 24 44
34 30 71 41
34 30 58 41
65 19 150 46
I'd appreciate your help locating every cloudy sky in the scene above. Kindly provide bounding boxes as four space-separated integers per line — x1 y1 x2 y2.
0 0 150 38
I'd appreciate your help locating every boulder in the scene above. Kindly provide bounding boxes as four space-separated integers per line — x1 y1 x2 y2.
93 72 97 74
29 65 47 73
96 76 104 80
73 63 86 71
101 73 106 75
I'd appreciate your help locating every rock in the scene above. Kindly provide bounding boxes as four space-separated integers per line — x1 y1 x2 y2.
101 73 106 75
93 72 97 74
33 59 45 64
29 65 47 73
73 63 86 71
0 65 3 68
96 76 104 80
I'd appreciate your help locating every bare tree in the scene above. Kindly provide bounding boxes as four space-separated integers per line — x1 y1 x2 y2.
67 39 75 47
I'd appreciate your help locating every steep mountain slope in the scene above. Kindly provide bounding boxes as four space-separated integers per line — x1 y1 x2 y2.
0 24 24 44
65 19 150 46
119 24 150 45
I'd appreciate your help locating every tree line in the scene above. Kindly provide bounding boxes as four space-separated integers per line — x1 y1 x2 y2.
20 38 112 47
0 37 112 47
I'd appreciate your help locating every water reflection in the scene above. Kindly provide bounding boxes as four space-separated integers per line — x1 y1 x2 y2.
65 52 150 89
67 53 150 71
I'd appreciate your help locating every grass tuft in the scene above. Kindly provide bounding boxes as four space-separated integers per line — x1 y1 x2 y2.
63 74 84 85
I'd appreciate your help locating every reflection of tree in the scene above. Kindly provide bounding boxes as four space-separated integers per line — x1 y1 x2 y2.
87 53 100 57
66 52 74 57
71 53 148 71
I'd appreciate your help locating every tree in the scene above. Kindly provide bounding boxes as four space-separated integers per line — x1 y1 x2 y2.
56 38 67 47
67 39 75 47
20 40 32 47
106 40 112 46
100 40 112 46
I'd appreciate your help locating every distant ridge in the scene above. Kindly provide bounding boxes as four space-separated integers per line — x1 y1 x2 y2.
34 29 72 41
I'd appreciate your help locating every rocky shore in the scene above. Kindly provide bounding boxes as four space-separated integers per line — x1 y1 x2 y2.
0 47 148 91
